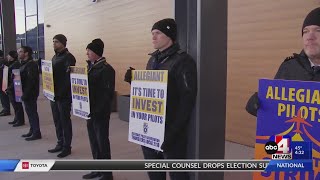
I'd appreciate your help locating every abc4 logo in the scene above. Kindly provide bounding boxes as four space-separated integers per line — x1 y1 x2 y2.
264 136 291 154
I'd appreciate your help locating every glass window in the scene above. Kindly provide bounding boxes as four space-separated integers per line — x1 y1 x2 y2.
33 51 38 59
15 0 44 58
22 39 26 46
38 22 44 37
38 37 44 51
39 51 45 59
26 36 37 54
25 0 37 16
37 0 44 59
26 16 38 53
26 15 37 32
16 38 25 49
38 0 44 24
15 0 26 48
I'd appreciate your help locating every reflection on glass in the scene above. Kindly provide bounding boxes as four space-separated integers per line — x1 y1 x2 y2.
26 16 37 31
26 34 37 53
38 23 44 37
38 0 44 24
26 0 37 16
22 40 26 47
15 0 44 58
38 37 44 51
16 38 27 48
15 0 26 49
39 51 45 59
26 16 38 53
16 39 22 49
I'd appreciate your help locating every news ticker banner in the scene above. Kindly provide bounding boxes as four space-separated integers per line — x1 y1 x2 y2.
12 69 22 102
0 159 314 172
128 70 168 151
70 66 90 119
41 60 55 101
2 65 8 92
255 79 320 180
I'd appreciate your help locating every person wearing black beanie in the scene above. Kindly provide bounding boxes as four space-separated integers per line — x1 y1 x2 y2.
53 34 67 47
48 34 76 158
86 38 104 57
124 18 197 180
246 8 320 118
83 38 115 180
8 50 18 60
302 7 320 62
302 7 320 35
150 18 178 52
151 18 177 42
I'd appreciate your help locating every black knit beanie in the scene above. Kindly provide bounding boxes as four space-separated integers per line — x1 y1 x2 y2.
302 7 320 35
53 34 67 47
8 50 18 59
86 38 104 57
151 18 177 41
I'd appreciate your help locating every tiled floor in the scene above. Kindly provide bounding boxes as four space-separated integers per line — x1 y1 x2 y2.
0 93 254 180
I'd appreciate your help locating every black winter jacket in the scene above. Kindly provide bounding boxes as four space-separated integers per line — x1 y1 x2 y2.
87 58 115 117
20 58 39 101
52 48 76 100
146 43 197 151
246 51 320 116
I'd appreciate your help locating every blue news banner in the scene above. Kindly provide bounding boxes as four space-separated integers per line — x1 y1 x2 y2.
0 158 313 172
261 135 313 172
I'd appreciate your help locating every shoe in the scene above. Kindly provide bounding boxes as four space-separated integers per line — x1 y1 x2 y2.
25 133 42 141
21 131 33 137
8 120 17 124
57 148 71 158
82 172 102 179
0 112 11 116
48 145 63 153
13 123 25 127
